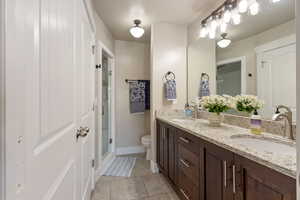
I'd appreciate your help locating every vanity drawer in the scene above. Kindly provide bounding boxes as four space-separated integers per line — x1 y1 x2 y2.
178 143 199 186
177 130 200 154
178 170 199 200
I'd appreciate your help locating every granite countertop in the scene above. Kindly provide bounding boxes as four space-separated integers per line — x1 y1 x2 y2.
157 114 296 179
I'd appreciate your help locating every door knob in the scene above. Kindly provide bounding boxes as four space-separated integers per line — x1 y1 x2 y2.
76 127 89 140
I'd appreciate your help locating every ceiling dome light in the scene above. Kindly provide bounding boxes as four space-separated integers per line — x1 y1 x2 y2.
238 0 249 13
130 19 145 38
200 24 208 38
217 33 231 48
249 0 260 15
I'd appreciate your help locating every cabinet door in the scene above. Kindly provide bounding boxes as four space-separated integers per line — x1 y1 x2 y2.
205 142 234 200
156 121 169 175
168 127 176 183
234 155 296 200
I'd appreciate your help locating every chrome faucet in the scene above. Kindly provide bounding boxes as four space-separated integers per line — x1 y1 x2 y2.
272 105 294 140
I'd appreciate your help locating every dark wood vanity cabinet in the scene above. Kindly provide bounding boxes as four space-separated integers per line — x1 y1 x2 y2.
157 121 169 176
234 155 296 200
156 121 177 183
204 142 234 200
156 119 296 200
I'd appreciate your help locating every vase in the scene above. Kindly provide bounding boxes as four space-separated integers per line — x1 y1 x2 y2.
208 113 223 127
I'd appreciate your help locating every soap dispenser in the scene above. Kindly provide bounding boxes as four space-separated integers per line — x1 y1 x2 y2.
250 109 262 135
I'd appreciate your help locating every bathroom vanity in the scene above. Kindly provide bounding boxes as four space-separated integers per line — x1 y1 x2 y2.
156 117 296 200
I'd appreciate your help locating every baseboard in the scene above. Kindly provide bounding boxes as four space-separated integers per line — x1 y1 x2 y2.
94 153 116 182
150 160 159 173
116 145 146 156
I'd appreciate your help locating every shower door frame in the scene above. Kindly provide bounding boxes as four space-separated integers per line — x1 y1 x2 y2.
216 56 247 95
94 41 116 181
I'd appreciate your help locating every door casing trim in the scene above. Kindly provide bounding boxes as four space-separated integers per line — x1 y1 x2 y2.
0 0 5 199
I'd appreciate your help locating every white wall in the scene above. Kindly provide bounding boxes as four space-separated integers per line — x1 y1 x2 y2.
0 0 4 198
150 23 187 167
188 38 216 101
93 12 115 53
217 20 296 95
115 40 150 150
296 0 299 198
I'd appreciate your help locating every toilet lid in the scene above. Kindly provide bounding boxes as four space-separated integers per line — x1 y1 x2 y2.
142 135 151 143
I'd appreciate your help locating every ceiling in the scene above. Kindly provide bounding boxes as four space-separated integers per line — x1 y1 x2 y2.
222 0 295 42
93 0 295 43
93 0 221 42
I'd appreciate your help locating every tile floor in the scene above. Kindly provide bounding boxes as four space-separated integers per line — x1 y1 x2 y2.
92 154 180 200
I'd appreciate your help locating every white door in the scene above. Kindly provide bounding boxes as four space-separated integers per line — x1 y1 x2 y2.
76 1 95 199
5 0 94 199
258 43 296 121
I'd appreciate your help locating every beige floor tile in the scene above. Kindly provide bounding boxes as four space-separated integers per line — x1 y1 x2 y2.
110 177 148 200
93 155 180 200
142 174 171 196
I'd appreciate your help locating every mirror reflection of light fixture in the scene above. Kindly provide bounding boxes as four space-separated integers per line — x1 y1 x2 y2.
130 19 145 38
249 0 260 15
238 0 248 13
217 33 231 48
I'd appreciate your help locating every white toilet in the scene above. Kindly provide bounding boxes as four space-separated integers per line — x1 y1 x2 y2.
141 135 152 160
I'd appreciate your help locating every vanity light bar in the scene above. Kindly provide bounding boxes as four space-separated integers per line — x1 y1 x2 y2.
199 0 279 39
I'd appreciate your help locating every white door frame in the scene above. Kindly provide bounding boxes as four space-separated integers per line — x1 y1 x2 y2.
0 0 5 199
81 0 97 193
94 41 116 181
217 56 247 95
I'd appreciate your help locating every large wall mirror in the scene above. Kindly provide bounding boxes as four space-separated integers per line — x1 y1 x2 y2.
188 0 296 121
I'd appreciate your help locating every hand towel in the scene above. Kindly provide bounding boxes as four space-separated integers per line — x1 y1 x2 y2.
199 79 210 98
165 79 177 101
129 81 146 113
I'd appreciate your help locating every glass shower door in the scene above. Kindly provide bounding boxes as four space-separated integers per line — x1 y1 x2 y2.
102 54 111 156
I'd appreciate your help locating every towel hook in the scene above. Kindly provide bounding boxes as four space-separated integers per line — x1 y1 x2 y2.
201 73 209 81
164 71 176 81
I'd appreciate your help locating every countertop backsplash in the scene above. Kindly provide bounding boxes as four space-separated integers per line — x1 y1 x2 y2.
155 109 296 139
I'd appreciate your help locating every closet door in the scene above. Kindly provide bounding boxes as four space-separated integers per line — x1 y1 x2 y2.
257 43 296 121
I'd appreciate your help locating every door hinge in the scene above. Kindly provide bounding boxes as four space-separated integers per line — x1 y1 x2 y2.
96 64 102 69
109 138 113 144
92 159 95 168
92 45 96 54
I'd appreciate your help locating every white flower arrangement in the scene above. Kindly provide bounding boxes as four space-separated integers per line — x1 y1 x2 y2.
234 95 264 114
200 95 233 115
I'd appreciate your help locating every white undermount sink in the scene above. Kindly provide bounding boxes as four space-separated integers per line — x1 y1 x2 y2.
230 135 296 155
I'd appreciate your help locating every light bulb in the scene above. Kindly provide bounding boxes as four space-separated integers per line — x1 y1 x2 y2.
223 9 232 23
238 0 248 13
220 21 228 33
249 1 259 15
208 27 216 39
200 26 208 38
272 0 281 2
210 18 218 30
232 10 241 25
